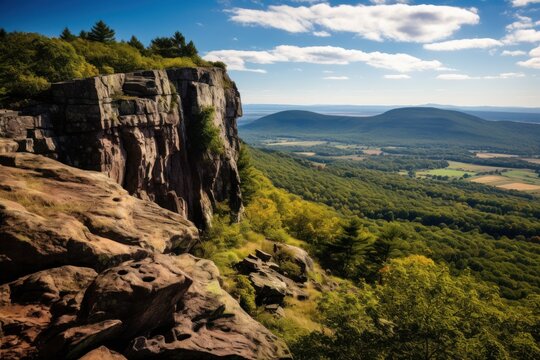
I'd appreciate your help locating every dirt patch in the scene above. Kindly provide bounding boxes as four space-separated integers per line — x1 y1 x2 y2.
471 175 506 184
497 183 540 191
475 152 518 159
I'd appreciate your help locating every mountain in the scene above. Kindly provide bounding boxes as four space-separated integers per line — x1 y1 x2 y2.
242 107 540 152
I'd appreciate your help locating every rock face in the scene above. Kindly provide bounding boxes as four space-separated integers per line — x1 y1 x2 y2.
0 153 198 283
0 67 243 228
0 153 290 359
236 245 315 306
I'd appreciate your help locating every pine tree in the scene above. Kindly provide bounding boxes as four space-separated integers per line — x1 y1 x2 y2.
172 31 186 48
87 20 115 43
128 35 145 52
60 27 76 41
326 218 372 276
79 30 89 40
182 40 198 57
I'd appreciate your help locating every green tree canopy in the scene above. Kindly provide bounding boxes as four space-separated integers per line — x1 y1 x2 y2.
127 35 145 53
293 255 540 359
88 20 115 43
59 27 76 41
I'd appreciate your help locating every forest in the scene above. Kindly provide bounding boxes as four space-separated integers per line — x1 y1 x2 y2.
247 147 540 300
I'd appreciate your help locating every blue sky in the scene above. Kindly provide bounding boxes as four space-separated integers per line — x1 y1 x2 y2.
1 0 540 106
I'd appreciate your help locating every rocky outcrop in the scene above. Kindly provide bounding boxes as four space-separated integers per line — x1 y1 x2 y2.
236 244 314 306
0 153 290 359
0 153 198 283
0 67 243 228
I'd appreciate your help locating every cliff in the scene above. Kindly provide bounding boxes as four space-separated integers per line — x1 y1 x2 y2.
0 69 291 359
0 67 243 228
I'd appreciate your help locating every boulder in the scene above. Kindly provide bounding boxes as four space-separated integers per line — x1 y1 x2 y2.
0 266 98 360
79 256 192 339
0 153 198 282
79 346 127 360
125 254 291 360
249 272 288 306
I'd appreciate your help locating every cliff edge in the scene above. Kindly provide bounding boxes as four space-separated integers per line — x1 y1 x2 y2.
0 67 243 228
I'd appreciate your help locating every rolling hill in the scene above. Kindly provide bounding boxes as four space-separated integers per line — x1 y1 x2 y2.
241 107 540 153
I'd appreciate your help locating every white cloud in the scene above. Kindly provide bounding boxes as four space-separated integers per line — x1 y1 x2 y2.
518 46 540 69
512 0 540 7
437 74 473 80
504 28 540 43
506 15 535 31
437 73 525 80
313 30 330 37
323 76 349 80
370 0 410 3
228 3 479 43
204 45 445 73
501 50 527 56
424 38 503 51
384 74 411 79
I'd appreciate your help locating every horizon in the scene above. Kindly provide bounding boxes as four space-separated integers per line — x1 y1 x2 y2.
1 0 540 107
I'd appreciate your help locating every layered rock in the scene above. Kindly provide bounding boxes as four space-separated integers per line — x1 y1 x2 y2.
0 152 198 283
0 67 243 227
235 244 314 306
0 153 290 359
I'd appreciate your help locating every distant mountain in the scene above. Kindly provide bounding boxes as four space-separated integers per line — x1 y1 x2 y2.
241 107 540 153
239 104 540 125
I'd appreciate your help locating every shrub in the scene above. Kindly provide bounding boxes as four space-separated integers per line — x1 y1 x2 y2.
229 275 257 314
189 106 224 156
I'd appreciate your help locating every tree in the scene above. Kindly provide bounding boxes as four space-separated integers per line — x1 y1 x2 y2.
60 27 76 41
79 30 88 39
293 256 540 360
87 20 115 43
182 40 198 57
172 31 186 48
325 218 373 276
127 35 145 53
0 28 7 39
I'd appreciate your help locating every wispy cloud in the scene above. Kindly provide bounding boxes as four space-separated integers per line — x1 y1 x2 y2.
501 50 526 56
228 3 479 43
313 30 330 37
437 73 525 80
323 76 349 80
384 74 411 79
204 45 445 73
503 15 540 44
511 0 540 7
518 46 540 69
424 38 503 51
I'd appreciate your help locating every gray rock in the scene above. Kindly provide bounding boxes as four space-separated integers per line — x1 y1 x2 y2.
0 67 243 228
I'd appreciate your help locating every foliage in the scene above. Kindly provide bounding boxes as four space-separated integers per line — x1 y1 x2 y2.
0 32 98 102
322 218 373 277
0 28 215 106
88 20 116 43
149 31 198 58
293 256 540 360
238 142 258 204
60 27 76 41
249 147 540 299
189 106 224 156
127 35 145 53
229 275 257 314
